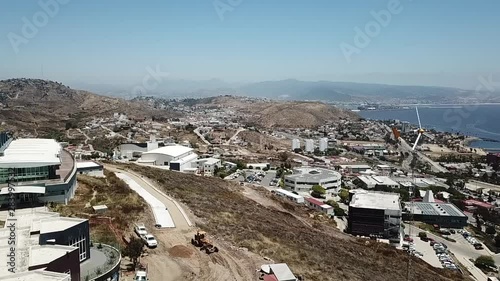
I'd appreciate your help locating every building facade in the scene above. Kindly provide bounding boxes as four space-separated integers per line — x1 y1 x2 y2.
0 134 78 207
138 145 198 172
284 167 342 195
347 191 401 239
304 139 314 153
291 139 300 151
319 138 328 152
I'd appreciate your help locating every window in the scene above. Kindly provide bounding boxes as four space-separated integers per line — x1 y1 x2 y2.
70 234 87 261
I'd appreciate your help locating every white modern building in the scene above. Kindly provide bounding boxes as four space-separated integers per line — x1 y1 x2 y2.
291 139 300 151
319 138 328 152
138 144 198 172
196 157 221 176
116 135 167 159
76 161 104 177
284 167 342 195
356 175 399 189
304 139 314 153
0 133 78 206
271 189 304 203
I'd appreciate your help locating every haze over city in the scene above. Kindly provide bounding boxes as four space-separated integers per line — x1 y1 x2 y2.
1 0 499 89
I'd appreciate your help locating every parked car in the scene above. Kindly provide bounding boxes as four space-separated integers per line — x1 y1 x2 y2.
134 223 148 237
474 243 484 250
141 234 158 248
134 270 148 281
404 236 414 242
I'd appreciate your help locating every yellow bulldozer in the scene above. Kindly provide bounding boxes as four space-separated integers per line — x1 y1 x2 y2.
191 230 219 254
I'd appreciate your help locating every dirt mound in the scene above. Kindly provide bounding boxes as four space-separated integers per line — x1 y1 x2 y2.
168 245 194 258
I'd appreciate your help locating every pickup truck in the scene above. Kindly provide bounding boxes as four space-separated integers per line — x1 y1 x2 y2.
134 223 148 237
141 234 158 248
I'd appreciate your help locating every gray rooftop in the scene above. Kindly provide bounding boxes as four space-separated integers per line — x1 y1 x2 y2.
406 202 466 217
286 167 341 182
350 191 401 211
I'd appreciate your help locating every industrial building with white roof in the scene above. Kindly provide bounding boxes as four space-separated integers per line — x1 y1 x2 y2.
355 175 399 189
138 144 199 172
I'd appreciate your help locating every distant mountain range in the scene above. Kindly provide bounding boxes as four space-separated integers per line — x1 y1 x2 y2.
68 79 500 104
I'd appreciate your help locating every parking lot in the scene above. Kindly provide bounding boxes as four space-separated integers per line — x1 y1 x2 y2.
409 235 442 268
228 169 278 190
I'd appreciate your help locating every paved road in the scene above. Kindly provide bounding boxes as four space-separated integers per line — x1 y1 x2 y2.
225 127 246 145
78 128 91 145
194 127 211 145
399 137 449 173
405 224 489 280
105 165 192 230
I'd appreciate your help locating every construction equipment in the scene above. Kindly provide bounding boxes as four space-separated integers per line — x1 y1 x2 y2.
191 230 219 254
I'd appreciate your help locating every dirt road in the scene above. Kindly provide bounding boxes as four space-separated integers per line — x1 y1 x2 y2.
109 165 265 281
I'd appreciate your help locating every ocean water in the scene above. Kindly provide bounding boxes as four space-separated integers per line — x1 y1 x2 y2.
358 104 500 152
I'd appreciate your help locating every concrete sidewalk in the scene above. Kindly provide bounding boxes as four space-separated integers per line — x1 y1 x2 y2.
106 165 193 230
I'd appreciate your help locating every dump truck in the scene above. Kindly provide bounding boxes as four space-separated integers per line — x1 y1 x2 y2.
191 230 219 254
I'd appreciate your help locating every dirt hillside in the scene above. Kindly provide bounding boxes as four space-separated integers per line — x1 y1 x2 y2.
123 164 466 281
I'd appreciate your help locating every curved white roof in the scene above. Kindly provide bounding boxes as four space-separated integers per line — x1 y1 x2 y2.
143 145 193 158
0 138 61 168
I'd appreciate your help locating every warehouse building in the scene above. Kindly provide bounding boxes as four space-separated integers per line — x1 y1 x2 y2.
355 175 399 189
403 201 468 228
347 190 401 239
0 133 78 206
138 144 198 172
284 167 342 195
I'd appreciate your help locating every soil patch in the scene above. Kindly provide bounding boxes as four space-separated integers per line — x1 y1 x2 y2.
168 245 194 258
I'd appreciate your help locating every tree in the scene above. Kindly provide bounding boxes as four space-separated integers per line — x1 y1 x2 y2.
235 160 246 170
486 225 496 235
339 189 349 203
325 200 339 209
278 152 289 162
495 234 500 247
475 255 496 269
474 212 482 230
334 207 346 216
123 236 144 269
418 232 427 239
311 185 326 198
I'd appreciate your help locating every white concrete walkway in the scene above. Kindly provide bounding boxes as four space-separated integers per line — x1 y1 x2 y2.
116 173 175 228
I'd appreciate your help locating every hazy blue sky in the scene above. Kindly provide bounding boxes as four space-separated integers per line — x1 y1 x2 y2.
1 0 499 89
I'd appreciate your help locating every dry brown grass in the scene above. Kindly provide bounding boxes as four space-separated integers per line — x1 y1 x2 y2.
50 170 147 245
121 164 468 281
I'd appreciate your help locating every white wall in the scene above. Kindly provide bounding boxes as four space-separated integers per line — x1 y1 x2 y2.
78 169 104 177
